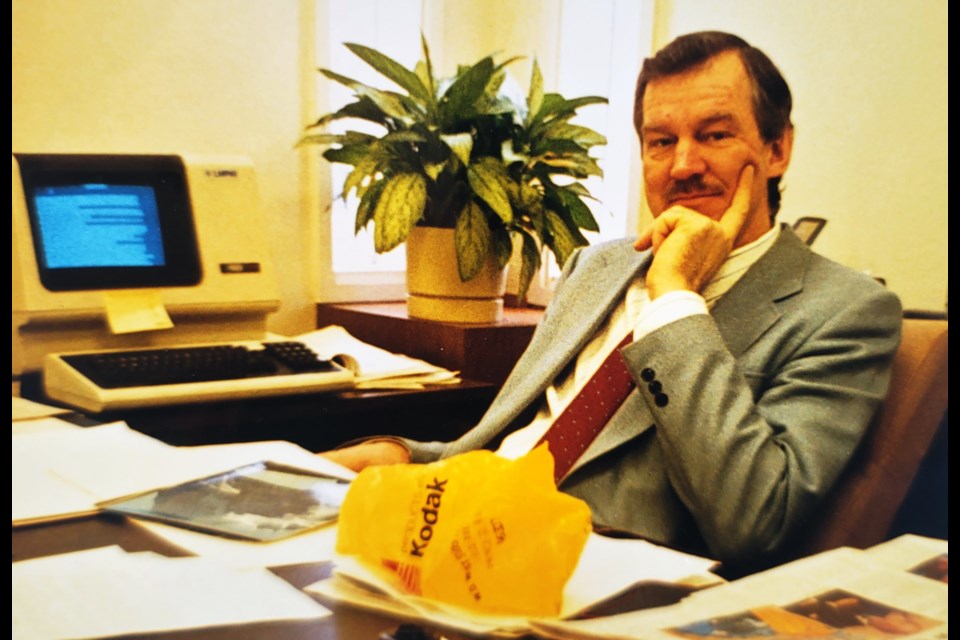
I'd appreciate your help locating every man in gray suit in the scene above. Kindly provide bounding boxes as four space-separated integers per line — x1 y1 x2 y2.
324 32 902 570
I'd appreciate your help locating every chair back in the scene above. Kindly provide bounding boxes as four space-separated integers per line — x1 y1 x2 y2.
798 317 948 554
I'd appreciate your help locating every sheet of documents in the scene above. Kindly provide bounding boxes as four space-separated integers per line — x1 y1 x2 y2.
12 546 331 639
862 534 948 579
12 421 355 526
12 422 173 525
305 532 720 637
12 395 74 421
131 518 341 569
295 325 460 387
11 416 81 436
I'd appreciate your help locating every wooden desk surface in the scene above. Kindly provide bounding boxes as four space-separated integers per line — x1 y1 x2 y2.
317 302 542 385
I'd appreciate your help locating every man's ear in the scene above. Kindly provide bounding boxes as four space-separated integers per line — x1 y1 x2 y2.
767 126 794 178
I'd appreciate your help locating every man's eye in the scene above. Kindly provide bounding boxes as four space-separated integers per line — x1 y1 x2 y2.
702 131 732 142
646 137 674 150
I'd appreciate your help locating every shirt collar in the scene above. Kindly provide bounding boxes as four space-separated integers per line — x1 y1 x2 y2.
701 224 780 306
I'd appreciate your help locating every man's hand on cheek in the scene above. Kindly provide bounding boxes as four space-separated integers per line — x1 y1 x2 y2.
634 165 755 300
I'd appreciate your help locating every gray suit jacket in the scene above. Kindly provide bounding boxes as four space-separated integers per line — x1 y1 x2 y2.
403 225 902 566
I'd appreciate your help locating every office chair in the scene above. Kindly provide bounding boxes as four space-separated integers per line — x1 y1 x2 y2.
796 317 949 555
792 216 827 245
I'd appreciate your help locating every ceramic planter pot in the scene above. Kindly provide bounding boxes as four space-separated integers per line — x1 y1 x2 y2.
405 226 507 323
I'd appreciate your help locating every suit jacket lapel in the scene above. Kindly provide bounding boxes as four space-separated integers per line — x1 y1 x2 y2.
711 225 808 356
464 242 649 451
566 226 811 478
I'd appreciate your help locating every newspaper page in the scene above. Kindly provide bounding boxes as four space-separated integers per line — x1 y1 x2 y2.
862 535 948 584
532 546 948 640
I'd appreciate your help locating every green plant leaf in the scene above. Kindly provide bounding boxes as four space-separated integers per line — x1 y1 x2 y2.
530 93 608 129
355 177 387 233
552 186 600 232
544 208 586 267
420 33 436 98
298 132 346 147
517 230 542 302
323 143 374 166
536 153 604 178
342 156 381 200
353 86 416 124
441 132 473 168
381 130 428 144
559 181 594 199
467 159 513 224
320 68 415 124
541 122 608 148
372 172 427 252
344 42 431 103
526 59 544 127
454 200 491 281
439 57 495 126
306 97 392 130
492 225 514 270
423 161 446 181
531 138 591 157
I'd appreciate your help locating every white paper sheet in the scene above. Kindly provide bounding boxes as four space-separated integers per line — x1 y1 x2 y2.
11 416 81 436
132 518 341 569
11 395 74 421
12 546 331 639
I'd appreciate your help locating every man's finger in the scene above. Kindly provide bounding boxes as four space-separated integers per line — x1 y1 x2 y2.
719 164 755 240
634 227 653 251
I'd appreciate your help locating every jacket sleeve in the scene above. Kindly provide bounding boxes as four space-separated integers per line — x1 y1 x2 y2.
622 280 902 564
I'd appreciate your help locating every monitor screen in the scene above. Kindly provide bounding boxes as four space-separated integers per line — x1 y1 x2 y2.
15 153 202 291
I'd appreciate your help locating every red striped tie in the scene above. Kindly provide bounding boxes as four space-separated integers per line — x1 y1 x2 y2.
537 334 635 483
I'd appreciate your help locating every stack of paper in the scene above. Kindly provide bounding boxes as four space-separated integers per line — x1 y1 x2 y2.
293 325 460 389
305 532 721 637
11 420 355 527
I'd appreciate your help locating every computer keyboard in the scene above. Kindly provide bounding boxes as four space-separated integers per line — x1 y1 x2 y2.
42 340 356 413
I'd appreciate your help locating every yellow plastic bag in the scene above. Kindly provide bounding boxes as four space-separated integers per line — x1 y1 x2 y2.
335 445 592 617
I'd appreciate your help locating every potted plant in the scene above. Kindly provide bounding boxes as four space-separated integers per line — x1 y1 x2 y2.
301 36 607 322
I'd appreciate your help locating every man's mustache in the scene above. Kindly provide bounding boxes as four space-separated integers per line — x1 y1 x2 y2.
667 177 725 201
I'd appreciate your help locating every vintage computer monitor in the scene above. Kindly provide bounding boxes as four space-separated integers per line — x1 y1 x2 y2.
11 153 281 378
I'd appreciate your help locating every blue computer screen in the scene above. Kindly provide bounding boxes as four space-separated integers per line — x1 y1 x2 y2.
34 183 167 269
16 153 202 291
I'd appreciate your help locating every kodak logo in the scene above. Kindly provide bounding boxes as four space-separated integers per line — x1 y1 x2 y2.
410 477 447 557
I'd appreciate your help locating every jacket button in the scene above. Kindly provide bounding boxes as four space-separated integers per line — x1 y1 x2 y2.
647 380 662 394
640 368 655 382
654 393 669 407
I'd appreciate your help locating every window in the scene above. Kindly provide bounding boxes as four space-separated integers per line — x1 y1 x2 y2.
310 0 650 304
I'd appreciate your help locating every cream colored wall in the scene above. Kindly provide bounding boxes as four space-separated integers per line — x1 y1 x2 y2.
11 0 314 336
13 0 948 335
422 0 561 94
651 0 948 312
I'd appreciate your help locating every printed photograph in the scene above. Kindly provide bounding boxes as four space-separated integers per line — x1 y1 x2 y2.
102 461 351 541
668 589 942 639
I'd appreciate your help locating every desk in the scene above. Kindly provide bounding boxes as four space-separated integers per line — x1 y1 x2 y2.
12 515 696 639
18 373 498 452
